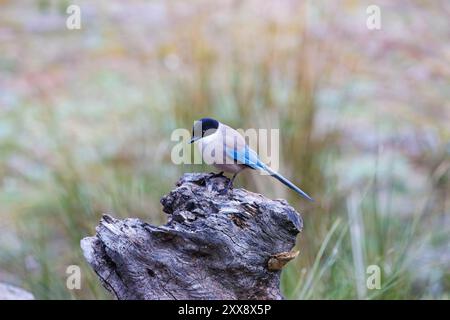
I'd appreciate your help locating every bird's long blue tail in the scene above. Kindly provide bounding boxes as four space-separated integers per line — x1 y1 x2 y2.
227 146 313 201
261 165 314 201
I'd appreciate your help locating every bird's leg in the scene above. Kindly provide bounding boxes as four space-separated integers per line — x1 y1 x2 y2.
225 172 239 191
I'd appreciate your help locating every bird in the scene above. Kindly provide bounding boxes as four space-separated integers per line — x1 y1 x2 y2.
189 117 313 201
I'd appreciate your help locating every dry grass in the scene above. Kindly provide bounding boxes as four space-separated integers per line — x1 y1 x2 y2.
0 0 448 299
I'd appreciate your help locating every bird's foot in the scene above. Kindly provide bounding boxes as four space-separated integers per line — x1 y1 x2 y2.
219 180 233 195
210 171 224 178
225 180 234 192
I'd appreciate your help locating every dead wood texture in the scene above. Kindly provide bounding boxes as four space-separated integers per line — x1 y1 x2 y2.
81 172 303 300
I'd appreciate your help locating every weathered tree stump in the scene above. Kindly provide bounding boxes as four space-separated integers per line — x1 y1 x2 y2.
81 173 303 300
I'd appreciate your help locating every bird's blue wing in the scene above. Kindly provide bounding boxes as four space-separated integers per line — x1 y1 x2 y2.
226 145 265 170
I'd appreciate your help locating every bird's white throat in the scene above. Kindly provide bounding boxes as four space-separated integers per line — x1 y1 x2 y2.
195 124 221 148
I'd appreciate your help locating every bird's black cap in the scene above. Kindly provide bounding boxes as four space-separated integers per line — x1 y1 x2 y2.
190 118 219 143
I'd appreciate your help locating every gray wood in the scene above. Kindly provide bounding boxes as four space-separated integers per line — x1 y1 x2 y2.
81 172 303 300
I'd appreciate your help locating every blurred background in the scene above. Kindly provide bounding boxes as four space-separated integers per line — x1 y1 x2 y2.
0 0 449 299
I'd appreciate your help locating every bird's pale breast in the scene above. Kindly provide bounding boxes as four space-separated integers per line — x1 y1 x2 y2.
196 126 247 174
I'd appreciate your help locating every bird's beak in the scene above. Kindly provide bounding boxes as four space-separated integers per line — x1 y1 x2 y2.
189 137 198 144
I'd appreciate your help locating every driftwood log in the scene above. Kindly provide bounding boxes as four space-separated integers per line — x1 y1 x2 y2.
81 172 303 300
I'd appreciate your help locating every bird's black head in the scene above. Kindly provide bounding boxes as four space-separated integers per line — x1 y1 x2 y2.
189 117 219 144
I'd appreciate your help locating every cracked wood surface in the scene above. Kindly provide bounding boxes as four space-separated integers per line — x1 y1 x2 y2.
81 172 303 300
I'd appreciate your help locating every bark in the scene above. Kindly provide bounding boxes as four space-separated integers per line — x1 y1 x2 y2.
81 172 303 300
